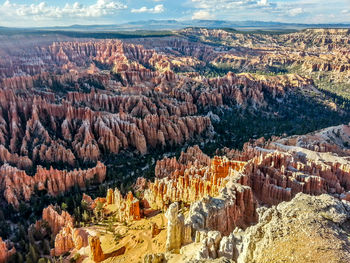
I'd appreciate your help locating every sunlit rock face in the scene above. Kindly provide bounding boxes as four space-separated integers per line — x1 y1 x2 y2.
106 188 141 221
142 124 350 262
88 235 126 262
51 224 89 257
142 123 350 239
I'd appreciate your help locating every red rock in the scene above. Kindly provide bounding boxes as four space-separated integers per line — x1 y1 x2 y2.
89 236 105 262
42 205 74 236
106 189 141 221
82 193 96 210
151 223 161 238
88 236 125 262
145 147 246 210
0 237 16 263
0 161 106 207
51 223 89 257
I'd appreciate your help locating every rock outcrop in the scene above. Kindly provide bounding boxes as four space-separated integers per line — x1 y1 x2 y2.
88 235 126 262
42 205 90 257
42 205 74 236
51 223 89 257
145 149 246 210
186 193 350 262
165 202 192 253
105 188 141 221
234 193 350 263
89 236 105 262
195 230 222 260
137 124 350 261
0 237 16 263
187 177 258 236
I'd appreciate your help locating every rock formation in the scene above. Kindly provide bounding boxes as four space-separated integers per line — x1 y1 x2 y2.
186 177 258 235
105 188 141 221
0 237 16 263
165 202 192 253
231 193 350 263
180 28 350 83
1 29 350 263
0 161 106 207
137 124 350 261
176 193 350 262
88 235 126 262
195 230 222 260
50 223 89 257
89 236 105 262
41 205 90 257
144 253 165 263
145 148 246 210
42 205 74 236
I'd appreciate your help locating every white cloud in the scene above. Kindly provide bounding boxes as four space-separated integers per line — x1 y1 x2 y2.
190 0 273 10
0 0 127 19
131 4 164 14
258 0 269 7
341 9 349 14
287 7 304 17
192 10 215 20
188 0 322 21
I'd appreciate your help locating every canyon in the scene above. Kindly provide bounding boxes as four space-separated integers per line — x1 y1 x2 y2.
32 123 350 262
0 28 350 262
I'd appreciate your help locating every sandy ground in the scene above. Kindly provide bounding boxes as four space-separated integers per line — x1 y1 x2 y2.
75 206 167 263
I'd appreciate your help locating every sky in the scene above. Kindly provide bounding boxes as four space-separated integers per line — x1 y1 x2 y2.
0 0 349 27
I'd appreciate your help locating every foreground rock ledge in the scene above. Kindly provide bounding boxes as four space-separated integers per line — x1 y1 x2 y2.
168 193 350 263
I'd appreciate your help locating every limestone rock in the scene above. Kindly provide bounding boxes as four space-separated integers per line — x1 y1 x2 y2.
217 233 236 260
234 193 350 263
186 178 258 235
196 231 222 260
165 202 192 253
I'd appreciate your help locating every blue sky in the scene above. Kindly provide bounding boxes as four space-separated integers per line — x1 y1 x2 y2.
0 0 349 27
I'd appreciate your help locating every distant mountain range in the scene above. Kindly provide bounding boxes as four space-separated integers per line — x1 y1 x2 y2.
3 20 350 32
